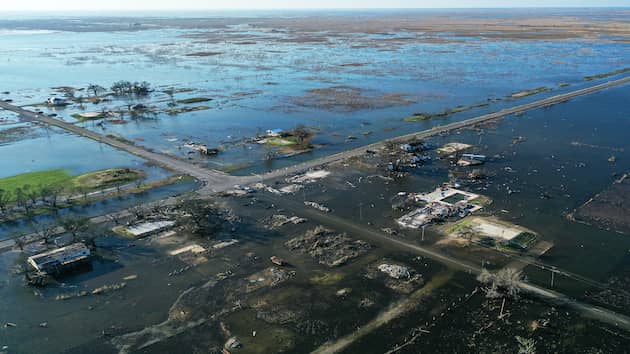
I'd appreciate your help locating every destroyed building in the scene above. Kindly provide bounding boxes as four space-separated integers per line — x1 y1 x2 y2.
27 243 91 274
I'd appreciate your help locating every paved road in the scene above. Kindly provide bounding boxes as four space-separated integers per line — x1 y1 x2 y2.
2 76 629 195
0 100 243 194
260 193 630 332
2 77 630 331
259 76 630 181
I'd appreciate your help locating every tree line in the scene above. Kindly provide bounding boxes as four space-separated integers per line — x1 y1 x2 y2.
85 81 152 98
0 184 98 220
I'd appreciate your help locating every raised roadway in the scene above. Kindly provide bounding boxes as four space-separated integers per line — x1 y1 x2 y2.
1 75 629 194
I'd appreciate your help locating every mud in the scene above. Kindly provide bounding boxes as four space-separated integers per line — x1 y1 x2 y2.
572 173 630 234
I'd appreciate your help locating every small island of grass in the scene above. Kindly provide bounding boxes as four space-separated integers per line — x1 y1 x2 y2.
404 102 490 122
176 97 213 104
0 168 145 203
510 87 551 99
584 68 630 81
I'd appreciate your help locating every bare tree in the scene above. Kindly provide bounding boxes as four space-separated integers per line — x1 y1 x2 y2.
165 88 177 107
477 267 524 299
32 221 58 245
176 199 228 238
87 84 106 97
59 216 91 243
14 237 25 251
516 336 536 354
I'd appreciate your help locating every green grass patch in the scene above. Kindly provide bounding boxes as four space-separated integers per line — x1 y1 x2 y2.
510 87 551 98
0 168 144 202
112 225 135 238
266 137 298 146
508 232 537 250
72 168 144 190
447 217 474 234
404 102 490 122
404 114 430 122
0 170 72 201
220 162 253 174
106 134 135 145
469 195 492 206
584 68 630 81
164 106 210 115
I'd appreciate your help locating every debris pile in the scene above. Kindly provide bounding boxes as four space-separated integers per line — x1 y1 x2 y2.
304 201 331 212
397 187 487 228
369 261 424 294
378 264 411 279
246 267 296 293
285 226 371 267
287 170 331 184
256 305 303 324
266 214 307 229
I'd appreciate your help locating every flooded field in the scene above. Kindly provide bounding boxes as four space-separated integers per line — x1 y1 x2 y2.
1 10 629 174
1 8 630 354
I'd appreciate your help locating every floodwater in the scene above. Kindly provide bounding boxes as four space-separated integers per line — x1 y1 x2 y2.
294 84 630 311
0 11 628 173
0 9 629 354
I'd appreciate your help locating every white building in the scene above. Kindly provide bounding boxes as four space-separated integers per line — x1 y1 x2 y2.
46 97 67 106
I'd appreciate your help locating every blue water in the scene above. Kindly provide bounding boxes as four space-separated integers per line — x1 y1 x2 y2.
0 14 628 174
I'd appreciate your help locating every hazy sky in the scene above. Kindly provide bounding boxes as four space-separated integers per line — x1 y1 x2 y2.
4 0 628 11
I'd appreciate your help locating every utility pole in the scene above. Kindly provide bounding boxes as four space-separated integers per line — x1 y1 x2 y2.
550 268 555 288
421 225 426 241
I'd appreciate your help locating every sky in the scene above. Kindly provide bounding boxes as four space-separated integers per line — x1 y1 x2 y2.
3 0 628 11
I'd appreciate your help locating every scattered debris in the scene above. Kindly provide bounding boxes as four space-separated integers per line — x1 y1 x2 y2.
378 264 411 279
304 201 331 212
336 288 352 297
457 154 486 167
212 239 239 250
286 170 331 184
169 244 207 255
183 142 219 156
437 143 473 154
285 226 371 267
397 187 488 229
266 214 307 229
225 337 242 350
92 282 127 295
246 267 296 292
270 256 287 266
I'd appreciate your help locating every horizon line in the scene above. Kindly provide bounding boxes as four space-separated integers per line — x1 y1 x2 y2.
4 6 630 12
